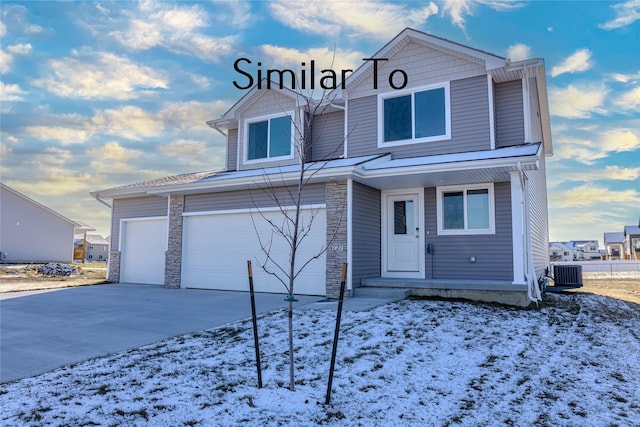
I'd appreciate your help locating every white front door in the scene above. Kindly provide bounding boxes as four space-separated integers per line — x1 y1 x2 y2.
382 190 424 278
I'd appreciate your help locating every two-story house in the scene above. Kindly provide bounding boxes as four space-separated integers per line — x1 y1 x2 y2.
92 28 552 307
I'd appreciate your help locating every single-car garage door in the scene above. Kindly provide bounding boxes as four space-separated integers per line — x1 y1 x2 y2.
120 218 167 285
181 208 326 295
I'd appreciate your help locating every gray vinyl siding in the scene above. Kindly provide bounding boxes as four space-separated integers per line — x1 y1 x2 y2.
527 154 550 278
347 75 491 158
311 111 344 161
349 41 486 99
184 183 326 212
424 182 513 280
495 80 525 148
227 128 238 171
111 196 168 250
238 91 301 171
351 182 381 285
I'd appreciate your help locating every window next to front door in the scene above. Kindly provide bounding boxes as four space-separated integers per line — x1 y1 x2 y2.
436 183 495 235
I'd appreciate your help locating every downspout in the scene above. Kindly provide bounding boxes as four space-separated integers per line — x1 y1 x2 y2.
517 162 542 303
93 194 112 209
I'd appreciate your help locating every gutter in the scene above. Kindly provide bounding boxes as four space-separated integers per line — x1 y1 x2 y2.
92 194 112 209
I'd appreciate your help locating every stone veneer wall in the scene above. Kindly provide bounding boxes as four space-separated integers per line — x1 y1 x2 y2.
107 251 120 282
325 180 348 298
165 195 184 288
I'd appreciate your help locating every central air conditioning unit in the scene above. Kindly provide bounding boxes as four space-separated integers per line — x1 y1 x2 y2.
553 265 583 287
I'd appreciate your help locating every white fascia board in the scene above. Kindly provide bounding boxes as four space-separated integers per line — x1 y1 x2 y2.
145 165 360 196
361 155 539 181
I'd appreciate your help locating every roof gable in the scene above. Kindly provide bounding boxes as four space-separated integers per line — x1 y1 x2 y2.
1 183 79 227
343 28 506 93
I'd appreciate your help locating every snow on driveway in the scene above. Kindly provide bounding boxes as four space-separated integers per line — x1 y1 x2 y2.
1 293 639 426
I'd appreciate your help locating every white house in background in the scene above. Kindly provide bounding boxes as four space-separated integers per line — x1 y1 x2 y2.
604 232 625 260
74 234 110 261
549 242 575 262
624 226 640 260
549 240 601 262
572 240 601 260
0 183 92 263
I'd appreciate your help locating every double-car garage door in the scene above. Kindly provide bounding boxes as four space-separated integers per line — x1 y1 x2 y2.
181 209 326 295
119 209 326 295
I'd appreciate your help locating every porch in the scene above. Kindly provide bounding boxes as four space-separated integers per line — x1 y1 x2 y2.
356 277 531 307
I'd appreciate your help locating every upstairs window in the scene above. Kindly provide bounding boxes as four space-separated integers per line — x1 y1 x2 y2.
378 82 450 147
245 113 293 162
437 183 495 235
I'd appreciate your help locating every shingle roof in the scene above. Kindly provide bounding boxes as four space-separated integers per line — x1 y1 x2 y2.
91 170 222 198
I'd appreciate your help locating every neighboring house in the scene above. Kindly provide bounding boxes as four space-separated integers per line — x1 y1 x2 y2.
572 240 601 260
92 29 552 306
549 242 575 262
604 232 625 260
74 234 110 261
549 240 600 261
0 183 91 263
624 226 640 260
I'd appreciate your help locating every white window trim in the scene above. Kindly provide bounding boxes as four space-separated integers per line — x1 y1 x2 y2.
436 183 495 235
243 111 295 165
377 82 451 148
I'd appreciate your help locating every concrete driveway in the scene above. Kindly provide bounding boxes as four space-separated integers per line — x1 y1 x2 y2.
0 283 324 383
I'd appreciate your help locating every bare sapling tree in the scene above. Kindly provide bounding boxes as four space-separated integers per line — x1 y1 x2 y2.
249 60 349 391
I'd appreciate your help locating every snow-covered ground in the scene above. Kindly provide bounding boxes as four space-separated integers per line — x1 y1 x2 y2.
1 293 639 426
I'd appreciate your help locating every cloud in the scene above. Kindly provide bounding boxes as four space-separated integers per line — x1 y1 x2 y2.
5 147 93 197
269 0 439 40
600 128 640 152
21 101 230 145
599 0 640 30
550 127 640 165
551 184 639 208
609 71 640 84
158 140 206 158
0 81 25 101
441 0 524 33
506 43 531 62
86 141 143 174
6 43 32 55
1 4 43 36
109 2 236 62
25 125 90 145
158 100 229 132
548 84 608 118
614 86 640 111
550 48 593 77
91 106 163 141
32 51 168 100
0 42 31 74
548 164 640 185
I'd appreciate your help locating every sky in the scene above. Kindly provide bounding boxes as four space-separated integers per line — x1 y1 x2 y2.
0 0 638 244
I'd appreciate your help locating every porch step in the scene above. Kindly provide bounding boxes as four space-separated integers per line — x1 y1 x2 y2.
352 286 411 300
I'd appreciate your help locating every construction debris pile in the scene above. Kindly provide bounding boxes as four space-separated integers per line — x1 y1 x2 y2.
36 263 77 276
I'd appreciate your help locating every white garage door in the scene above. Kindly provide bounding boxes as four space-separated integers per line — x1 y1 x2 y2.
181 208 326 295
120 218 167 285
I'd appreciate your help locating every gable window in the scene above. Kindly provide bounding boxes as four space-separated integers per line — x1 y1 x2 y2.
436 183 495 235
245 113 293 162
378 82 450 147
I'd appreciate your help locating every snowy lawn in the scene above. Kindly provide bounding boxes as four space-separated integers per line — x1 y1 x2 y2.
1 293 639 426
